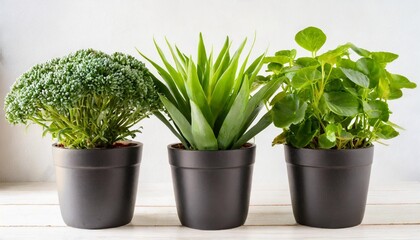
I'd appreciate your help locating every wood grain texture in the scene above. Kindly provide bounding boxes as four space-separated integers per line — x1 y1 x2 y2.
0 226 419 240
0 182 419 239
1 204 420 227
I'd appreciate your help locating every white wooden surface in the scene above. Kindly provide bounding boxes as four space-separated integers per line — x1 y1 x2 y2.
1 182 420 239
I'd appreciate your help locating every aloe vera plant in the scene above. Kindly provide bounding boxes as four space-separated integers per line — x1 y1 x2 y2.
267 27 416 149
139 34 281 150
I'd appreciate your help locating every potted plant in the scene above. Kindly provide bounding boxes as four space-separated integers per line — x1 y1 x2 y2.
138 35 281 230
4 49 161 229
265 27 416 228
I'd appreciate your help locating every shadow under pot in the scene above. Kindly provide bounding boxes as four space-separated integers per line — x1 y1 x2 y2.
168 143 256 230
52 141 142 229
284 144 374 228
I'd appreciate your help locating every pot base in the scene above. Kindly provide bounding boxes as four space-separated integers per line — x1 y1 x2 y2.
53 141 142 229
168 143 256 230
285 145 374 229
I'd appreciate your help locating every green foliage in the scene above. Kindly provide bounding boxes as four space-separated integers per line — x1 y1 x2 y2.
268 27 416 149
139 34 280 150
4 49 161 149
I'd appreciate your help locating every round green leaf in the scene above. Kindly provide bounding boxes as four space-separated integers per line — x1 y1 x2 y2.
319 133 336 149
388 88 403 100
324 124 338 142
356 58 380 88
267 62 283 73
296 57 320 67
376 122 399 140
292 67 322 89
295 26 326 53
390 74 417 89
287 119 318 148
317 44 351 64
324 91 359 117
272 94 307 128
340 68 370 88
275 49 297 60
264 56 290 64
362 100 389 121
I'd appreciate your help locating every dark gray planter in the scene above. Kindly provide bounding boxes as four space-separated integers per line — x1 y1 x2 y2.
52 141 142 229
168 143 255 230
284 145 374 228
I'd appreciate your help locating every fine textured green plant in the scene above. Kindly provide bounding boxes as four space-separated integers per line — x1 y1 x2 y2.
4 49 161 149
139 34 281 150
267 27 416 149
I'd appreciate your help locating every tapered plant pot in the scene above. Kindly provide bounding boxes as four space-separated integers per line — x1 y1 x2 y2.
284 144 374 228
52 141 142 229
168 143 255 230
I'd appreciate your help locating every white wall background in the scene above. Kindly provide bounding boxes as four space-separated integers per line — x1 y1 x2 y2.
0 0 419 185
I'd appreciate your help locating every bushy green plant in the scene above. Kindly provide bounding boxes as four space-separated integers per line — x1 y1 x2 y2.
138 34 281 150
267 27 416 149
4 49 161 149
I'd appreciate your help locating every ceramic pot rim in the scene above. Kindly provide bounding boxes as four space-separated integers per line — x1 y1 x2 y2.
53 140 142 169
284 144 374 168
168 143 256 169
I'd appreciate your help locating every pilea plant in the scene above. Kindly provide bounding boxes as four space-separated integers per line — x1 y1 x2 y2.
139 34 281 150
4 49 161 149
267 26 416 149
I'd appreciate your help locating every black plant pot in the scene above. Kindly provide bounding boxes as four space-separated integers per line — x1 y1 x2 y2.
284 145 374 228
52 141 142 229
168 143 255 230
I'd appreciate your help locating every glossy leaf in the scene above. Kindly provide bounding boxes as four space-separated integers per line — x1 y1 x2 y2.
197 33 208 78
275 49 297 59
389 74 417 89
264 56 289 64
371 52 398 63
356 58 380 88
267 63 282 73
153 111 189 148
337 58 357 70
340 68 370 88
272 94 307 128
287 119 318 148
190 100 218 150
324 92 359 117
159 95 195 148
388 88 403 100
295 26 326 53
217 77 250 149
295 57 319 67
233 110 273 149
318 44 351 64
153 40 188 98
137 49 189 115
292 67 322 89
350 44 371 57
210 39 246 118
363 100 389 121
325 124 338 142
186 58 214 125
270 91 287 106
319 133 336 149
378 77 390 99
236 76 282 140
376 122 399 139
